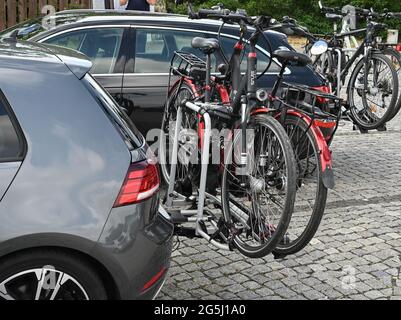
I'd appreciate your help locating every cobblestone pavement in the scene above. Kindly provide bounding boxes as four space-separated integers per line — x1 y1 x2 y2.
158 112 401 300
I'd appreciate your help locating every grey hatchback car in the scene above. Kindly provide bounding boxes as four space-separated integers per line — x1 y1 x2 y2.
0 38 173 300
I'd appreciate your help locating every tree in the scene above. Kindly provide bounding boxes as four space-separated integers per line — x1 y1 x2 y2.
167 0 401 35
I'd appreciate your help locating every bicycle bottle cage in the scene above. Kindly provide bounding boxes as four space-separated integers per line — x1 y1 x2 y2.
170 51 207 83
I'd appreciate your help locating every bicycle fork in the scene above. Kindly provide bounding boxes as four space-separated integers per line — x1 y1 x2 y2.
239 46 259 175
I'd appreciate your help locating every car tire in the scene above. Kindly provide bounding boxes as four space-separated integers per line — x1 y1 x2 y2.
0 248 108 300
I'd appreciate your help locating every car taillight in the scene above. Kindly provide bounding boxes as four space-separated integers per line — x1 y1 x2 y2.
113 160 160 207
313 86 331 104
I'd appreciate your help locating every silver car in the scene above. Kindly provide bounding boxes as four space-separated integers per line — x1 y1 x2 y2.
0 38 173 300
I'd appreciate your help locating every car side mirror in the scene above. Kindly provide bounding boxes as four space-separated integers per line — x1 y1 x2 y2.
310 40 329 56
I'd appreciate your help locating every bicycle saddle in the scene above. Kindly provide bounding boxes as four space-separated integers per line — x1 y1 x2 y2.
273 49 312 66
191 37 220 54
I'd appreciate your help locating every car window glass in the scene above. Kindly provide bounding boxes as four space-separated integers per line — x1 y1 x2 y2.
0 93 23 161
134 29 204 73
45 28 125 74
45 32 85 51
83 75 142 149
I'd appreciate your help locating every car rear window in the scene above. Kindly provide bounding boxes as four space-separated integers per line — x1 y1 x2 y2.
82 74 143 150
0 91 25 161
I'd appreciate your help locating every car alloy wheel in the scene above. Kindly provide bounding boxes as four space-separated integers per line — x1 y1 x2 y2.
0 266 89 300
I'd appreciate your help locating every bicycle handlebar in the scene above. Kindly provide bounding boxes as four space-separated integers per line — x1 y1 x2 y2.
383 11 401 19
318 1 343 15
319 1 381 19
188 3 272 29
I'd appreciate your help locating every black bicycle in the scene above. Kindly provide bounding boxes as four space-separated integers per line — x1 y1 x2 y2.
304 2 399 131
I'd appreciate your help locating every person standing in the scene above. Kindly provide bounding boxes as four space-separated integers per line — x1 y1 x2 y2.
119 0 157 11
114 0 127 9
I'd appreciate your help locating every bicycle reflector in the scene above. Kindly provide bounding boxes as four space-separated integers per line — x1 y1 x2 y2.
396 45 401 52
313 86 331 104
113 160 160 207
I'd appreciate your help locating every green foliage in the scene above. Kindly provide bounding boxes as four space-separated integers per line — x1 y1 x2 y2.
166 0 401 36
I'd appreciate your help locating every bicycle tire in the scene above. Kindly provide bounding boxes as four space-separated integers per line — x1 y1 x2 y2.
381 47 401 120
160 81 199 187
348 53 399 130
273 114 328 257
221 114 297 258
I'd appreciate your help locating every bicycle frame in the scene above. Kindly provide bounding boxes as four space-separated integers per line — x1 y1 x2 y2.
323 23 382 102
168 21 336 181
165 100 231 250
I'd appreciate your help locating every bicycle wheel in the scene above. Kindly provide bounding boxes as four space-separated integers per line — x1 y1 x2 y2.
159 81 199 191
382 47 401 120
348 53 399 130
273 115 327 257
221 114 297 258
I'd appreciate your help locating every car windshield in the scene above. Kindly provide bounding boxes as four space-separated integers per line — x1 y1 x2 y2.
0 13 88 40
0 17 44 40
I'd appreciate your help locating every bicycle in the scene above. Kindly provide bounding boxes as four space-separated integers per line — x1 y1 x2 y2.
304 1 399 131
317 2 401 124
160 4 340 258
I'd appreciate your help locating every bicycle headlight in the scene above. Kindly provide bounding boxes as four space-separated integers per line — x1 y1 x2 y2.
256 89 268 102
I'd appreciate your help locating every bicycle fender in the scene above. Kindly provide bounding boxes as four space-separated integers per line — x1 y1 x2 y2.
322 165 335 189
273 109 336 189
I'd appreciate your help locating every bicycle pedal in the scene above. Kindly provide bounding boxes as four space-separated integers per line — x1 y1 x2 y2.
209 229 226 244
174 226 198 238
170 212 189 224
198 220 208 234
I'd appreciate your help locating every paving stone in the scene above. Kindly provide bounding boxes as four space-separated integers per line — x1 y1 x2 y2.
159 130 401 300
242 281 262 290
237 291 261 300
255 287 275 297
364 290 385 300
303 290 327 300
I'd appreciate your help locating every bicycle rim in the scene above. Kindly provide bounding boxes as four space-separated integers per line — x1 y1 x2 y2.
221 114 297 258
382 48 401 119
160 82 199 187
274 115 327 256
349 54 398 129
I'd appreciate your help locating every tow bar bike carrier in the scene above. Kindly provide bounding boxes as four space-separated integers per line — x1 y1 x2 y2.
159 99 236 251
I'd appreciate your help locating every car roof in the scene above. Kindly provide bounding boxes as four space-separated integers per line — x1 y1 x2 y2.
54 9 236 27
0 9 287 46
24 9 254 40
0 38 92 79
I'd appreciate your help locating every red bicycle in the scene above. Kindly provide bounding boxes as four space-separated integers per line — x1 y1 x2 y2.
161 4 341 257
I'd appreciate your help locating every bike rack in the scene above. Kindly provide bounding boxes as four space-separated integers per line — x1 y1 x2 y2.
162 100 231 251
335 48 342 99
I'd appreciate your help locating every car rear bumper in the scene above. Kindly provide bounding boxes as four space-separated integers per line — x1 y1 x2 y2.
94 198 174 300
